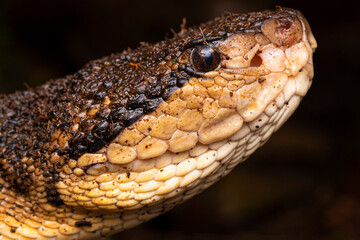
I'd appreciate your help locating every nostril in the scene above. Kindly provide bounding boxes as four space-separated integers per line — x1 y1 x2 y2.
277 18 293 32
249 54 263 67
261 16 303 47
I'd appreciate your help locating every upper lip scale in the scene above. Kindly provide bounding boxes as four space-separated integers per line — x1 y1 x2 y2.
219 67 270 77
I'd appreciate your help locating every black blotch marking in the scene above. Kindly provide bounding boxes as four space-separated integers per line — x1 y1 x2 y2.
75 221 92 227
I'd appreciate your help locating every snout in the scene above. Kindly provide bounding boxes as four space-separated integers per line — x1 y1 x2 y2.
261 9 317 52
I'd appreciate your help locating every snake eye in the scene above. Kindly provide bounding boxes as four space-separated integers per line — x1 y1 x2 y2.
190 45 221 72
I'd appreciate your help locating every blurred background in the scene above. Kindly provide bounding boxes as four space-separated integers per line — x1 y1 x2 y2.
0 0 359 239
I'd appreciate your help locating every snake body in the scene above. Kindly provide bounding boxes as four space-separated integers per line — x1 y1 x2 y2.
0 8 316 239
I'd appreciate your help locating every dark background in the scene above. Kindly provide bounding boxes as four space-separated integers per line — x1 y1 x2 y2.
0 0 359 239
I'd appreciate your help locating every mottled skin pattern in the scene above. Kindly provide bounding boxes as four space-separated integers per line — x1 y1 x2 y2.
0 8 316 239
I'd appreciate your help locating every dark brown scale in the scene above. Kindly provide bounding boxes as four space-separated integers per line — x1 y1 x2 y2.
0 8 301 205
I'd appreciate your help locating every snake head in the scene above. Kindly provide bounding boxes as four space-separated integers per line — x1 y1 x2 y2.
0 8 317 240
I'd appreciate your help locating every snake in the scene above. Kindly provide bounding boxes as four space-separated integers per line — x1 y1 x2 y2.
0 7 317 240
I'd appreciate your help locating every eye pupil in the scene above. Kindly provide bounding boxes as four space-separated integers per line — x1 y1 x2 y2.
191 45 220 72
